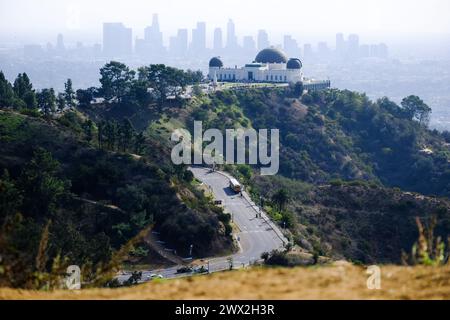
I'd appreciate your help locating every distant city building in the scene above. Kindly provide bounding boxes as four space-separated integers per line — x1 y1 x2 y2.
242 35 256 54
103 22 132 57
169 28 188 56
317 42 330 59
283 35 299 57
303 43 313 60
347 34 360 58
191 22 206 53
56 33 65 53
226 19 238 49
213 28 223 52
336 33 346 56
257 30 270 51
144 14 164 51
335 33 388 61
136 14 165 57
370 43 389 59
169 29 188 57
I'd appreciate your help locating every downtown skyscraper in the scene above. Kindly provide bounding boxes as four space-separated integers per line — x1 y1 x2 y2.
103 22 132 57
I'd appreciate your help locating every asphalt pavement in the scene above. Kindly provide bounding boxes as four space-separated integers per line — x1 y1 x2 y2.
117 167 286 283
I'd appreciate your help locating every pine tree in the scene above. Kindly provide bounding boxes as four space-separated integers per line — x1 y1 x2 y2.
0 71 14 107
133 132 146 155
13 73 37 109
37 88 56 116
64 79 76 109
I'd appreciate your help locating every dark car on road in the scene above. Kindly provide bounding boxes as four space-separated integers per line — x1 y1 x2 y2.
176 266 193 274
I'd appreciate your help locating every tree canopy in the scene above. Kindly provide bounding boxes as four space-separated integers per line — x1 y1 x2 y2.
401 95 432 126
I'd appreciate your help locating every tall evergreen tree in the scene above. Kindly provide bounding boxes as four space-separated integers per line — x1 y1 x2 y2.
37 88 56 116
64 78 76 109
271 189 290 212
133 132 146 155
57 93 66 112
0 71 14 107
97 120 106 149
118 119 134 152
82 120 94 142
13 73 36 109
13 73 32 98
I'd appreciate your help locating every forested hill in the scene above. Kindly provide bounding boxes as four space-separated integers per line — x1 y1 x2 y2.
0 109 233 288
1 62 450 285
170 86 450 264
193 88 450 197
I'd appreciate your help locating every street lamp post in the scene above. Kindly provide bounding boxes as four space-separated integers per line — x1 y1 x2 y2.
189 244 193 257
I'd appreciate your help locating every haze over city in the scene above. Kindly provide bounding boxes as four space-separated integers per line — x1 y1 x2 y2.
1 0 450 48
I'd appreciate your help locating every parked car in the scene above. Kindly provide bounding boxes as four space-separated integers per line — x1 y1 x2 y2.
176 266 193 274
146 274 164 280
194 265 209 274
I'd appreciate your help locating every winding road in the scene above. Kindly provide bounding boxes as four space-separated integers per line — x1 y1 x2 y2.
117 167 286 283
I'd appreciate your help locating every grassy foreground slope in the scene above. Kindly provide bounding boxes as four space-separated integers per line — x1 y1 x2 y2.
1 263 449 300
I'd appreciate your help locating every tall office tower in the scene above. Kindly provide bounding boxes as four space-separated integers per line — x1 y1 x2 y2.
169 28 188 56
191 22 206 53
283 35 299 57
56 33 65 52
169 36 178 55
103 22 132 57
317 41 330 59
370 43 389 59
257 29 270 50
347 34 360 58
135 37 148 57
226 19 238 49
213 27 223 51
336 33 345 56
177 28 188 55
144 14 164 51
303 43 313 60
242 35 256 53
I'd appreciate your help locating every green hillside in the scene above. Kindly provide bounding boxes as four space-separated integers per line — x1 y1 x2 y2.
0 110 233 288
1 63 449 288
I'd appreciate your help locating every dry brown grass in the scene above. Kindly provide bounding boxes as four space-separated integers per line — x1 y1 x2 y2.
1 263 449 300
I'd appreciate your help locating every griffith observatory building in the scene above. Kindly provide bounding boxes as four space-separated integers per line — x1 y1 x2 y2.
208 47 331 89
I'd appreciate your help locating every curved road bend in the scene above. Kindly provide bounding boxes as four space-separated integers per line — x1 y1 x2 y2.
117 167 286 283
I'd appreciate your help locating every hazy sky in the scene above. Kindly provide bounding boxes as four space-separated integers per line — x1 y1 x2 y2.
1 0 450 45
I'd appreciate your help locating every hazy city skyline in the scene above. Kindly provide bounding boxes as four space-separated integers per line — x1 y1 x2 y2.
1 0 449 46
